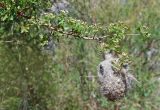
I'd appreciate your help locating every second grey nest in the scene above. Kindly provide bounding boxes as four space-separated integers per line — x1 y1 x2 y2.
97 52 137 101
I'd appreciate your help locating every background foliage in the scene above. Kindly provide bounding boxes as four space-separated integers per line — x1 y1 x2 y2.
0 0 160 110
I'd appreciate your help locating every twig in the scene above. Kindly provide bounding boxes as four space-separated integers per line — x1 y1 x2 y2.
42 24 108 40
114 103 120 110
0 40 14 43
126 34 140 36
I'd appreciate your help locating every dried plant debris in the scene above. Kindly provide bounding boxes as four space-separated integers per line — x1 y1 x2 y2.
97 51 137 101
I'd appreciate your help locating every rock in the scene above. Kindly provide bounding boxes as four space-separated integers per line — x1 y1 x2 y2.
42 37 56 55
50 0 69 14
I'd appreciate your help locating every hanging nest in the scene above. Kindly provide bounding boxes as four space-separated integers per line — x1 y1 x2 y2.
100 75 126 101
97 51 137 101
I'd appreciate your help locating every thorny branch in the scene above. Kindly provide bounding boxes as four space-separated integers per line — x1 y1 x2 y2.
42 24 140 41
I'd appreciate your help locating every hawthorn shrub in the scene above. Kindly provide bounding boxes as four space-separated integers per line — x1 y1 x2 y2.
0 0 160 110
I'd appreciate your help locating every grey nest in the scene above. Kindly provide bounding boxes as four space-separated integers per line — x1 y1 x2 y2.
97 51 137 101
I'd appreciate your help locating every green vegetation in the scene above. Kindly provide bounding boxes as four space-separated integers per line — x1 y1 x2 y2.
0 0 160 110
